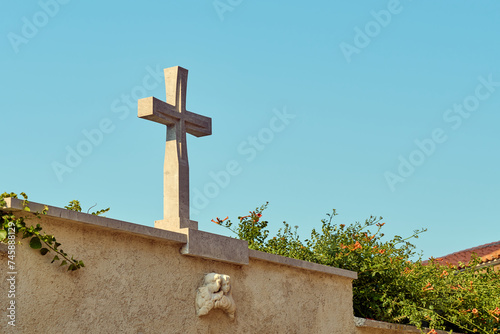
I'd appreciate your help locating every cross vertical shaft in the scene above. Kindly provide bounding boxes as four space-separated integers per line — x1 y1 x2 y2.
138 66 212 232
164 67 189 227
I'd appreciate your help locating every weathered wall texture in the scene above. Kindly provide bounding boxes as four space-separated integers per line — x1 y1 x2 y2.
1 209 355 334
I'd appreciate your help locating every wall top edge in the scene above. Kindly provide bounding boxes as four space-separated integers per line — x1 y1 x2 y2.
354 317 463 334
2 197 358 280
2 197 188 245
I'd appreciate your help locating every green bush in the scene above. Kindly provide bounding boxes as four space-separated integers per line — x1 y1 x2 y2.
213 204 500 333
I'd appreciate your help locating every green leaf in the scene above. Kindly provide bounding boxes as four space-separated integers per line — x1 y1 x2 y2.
51 255 60 263
60 260 67 267
0 229 7 240
29 236 42 249
40 248 49 255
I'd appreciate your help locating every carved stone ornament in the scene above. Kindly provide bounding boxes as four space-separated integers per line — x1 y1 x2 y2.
196 273 236 319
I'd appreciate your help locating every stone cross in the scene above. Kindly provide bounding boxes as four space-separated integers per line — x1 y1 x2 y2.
138 66 211 232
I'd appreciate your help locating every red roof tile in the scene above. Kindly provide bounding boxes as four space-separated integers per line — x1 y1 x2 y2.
482 248 500 262
424 240 500 266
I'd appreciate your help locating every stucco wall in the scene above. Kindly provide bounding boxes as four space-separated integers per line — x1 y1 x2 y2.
1 207 356 334
1 200 460 334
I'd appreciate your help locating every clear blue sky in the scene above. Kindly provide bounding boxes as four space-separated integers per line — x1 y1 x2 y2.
1 1 499 260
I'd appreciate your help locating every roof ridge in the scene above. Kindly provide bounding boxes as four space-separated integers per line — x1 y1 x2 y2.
438 240 500 258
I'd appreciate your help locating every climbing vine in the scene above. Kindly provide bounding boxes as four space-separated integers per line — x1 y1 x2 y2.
1 192 108 271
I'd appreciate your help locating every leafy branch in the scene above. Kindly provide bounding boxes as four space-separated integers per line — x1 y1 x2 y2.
65 200 110 216
1 192 91 271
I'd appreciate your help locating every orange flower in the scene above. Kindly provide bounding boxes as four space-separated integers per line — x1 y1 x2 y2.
379 249 386 254
440 270 448 278
353 241 362 250
488 307 500 322
428 329 437 334
472 308 478 314
423 283 434 291
376 222 385 227
212 216 228 225
403 267 413 275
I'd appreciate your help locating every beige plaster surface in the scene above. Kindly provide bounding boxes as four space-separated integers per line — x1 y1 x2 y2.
1 205 355 334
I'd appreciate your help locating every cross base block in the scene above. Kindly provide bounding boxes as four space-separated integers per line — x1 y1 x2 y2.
155 217 198 233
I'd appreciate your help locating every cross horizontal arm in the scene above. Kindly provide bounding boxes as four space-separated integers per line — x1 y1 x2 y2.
184 111 212 137
138 97 212 137
138 97 178 126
